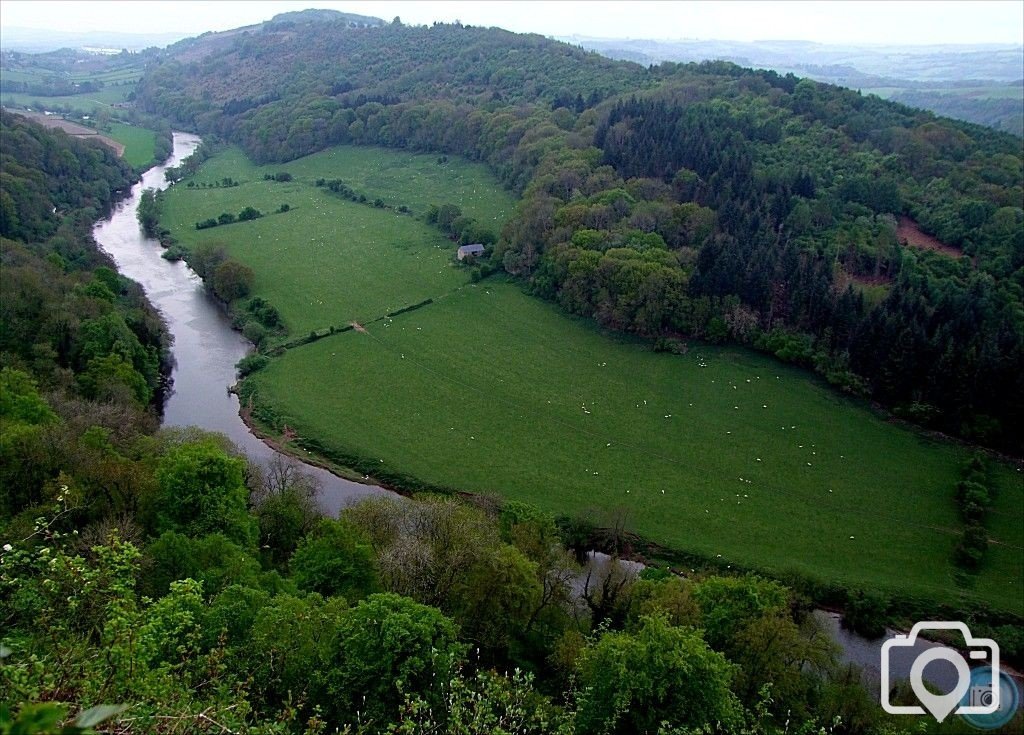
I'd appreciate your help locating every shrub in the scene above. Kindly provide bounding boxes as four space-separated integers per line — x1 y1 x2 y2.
242 321 268 348
842 589 889 638
237 353 269 377
238 206 261 221
955 523 989 569
212 259 254 302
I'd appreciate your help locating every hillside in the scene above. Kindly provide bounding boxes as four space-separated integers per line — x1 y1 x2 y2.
135 18 1024 453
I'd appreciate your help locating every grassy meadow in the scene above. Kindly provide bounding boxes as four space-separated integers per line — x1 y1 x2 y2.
1 85 136 113
105 122 157 168
164 145 1024 615
160 146 515 336
246 281 1023 613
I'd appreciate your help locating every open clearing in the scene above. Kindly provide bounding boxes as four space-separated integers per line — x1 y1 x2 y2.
247 281 1023 613
160 145 514 336
897 216 964 258
164 145 1024 615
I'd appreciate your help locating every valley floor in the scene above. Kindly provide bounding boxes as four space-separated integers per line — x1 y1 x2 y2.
161 144 1024 616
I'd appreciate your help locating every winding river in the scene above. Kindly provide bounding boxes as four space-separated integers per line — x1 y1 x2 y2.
93 133 390 517
94 133 1020 715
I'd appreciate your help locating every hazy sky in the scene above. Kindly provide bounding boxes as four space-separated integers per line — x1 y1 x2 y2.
2 1 1022 45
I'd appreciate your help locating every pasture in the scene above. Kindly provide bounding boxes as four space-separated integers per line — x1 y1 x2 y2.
246 281 1024 613
164 145 1024 615
106 122 157 168
177 145 514 225
159 145 516 336
1 85 135 112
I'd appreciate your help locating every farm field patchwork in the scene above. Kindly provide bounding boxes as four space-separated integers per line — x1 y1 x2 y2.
1 85 136 112
165 145 1024 615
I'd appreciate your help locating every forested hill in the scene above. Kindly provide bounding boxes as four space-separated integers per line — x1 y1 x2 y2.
137 19 1023 452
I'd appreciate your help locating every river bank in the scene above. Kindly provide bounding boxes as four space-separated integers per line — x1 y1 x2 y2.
92 132 392 516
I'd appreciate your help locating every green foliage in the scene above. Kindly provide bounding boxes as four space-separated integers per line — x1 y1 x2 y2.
236 353 270 376
140 531 264 598
0 703 127 734
692 576 789 652
842 590 890 639
0 369 56 426
152 440 255 545
320 592 466 726
136 189 160 237
290 518 377 599
244 592 348 708
211 258 254 302
386 668 571 735
77 353 151 406
574 614 742 734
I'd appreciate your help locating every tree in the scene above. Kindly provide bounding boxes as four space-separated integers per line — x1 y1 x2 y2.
574 614 742 734
692 575 789 653
77 353 151 406
290 518 377 599
136 188 160 237
321 592 465 726
140 531 263 599
244 593 348 707
435 203 463 233
152 440 255 545
212 259 254 302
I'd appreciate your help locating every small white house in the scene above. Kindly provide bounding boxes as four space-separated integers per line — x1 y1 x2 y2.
457 243 486 261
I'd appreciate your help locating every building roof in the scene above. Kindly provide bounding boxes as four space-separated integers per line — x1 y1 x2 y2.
457 243 486 254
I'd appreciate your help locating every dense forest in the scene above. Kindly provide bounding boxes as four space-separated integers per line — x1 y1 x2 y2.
135 14 1024 452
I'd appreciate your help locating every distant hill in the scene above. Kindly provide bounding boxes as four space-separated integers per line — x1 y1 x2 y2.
564 36 1024 135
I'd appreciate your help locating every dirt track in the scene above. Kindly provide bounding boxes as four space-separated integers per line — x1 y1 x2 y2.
7 110 125 158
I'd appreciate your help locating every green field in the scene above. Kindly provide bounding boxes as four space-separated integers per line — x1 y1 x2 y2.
175 145 513 226
160 146 515 336
1 85 135 112
164 145 1024 615
105 122 157 168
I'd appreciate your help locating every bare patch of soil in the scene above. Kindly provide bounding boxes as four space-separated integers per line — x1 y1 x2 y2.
10 110 125 157
897 216 962 258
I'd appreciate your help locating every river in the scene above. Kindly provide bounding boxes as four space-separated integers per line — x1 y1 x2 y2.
93 132 391 516
94 133 1019 717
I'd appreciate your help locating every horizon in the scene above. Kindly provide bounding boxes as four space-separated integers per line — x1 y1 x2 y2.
2 1 1023 47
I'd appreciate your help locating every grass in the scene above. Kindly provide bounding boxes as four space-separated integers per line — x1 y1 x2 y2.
159 146 515 336
179 145 514 225
245 282 1023 614
105 122 157 168
164 145 1024 616
1 85 136 112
